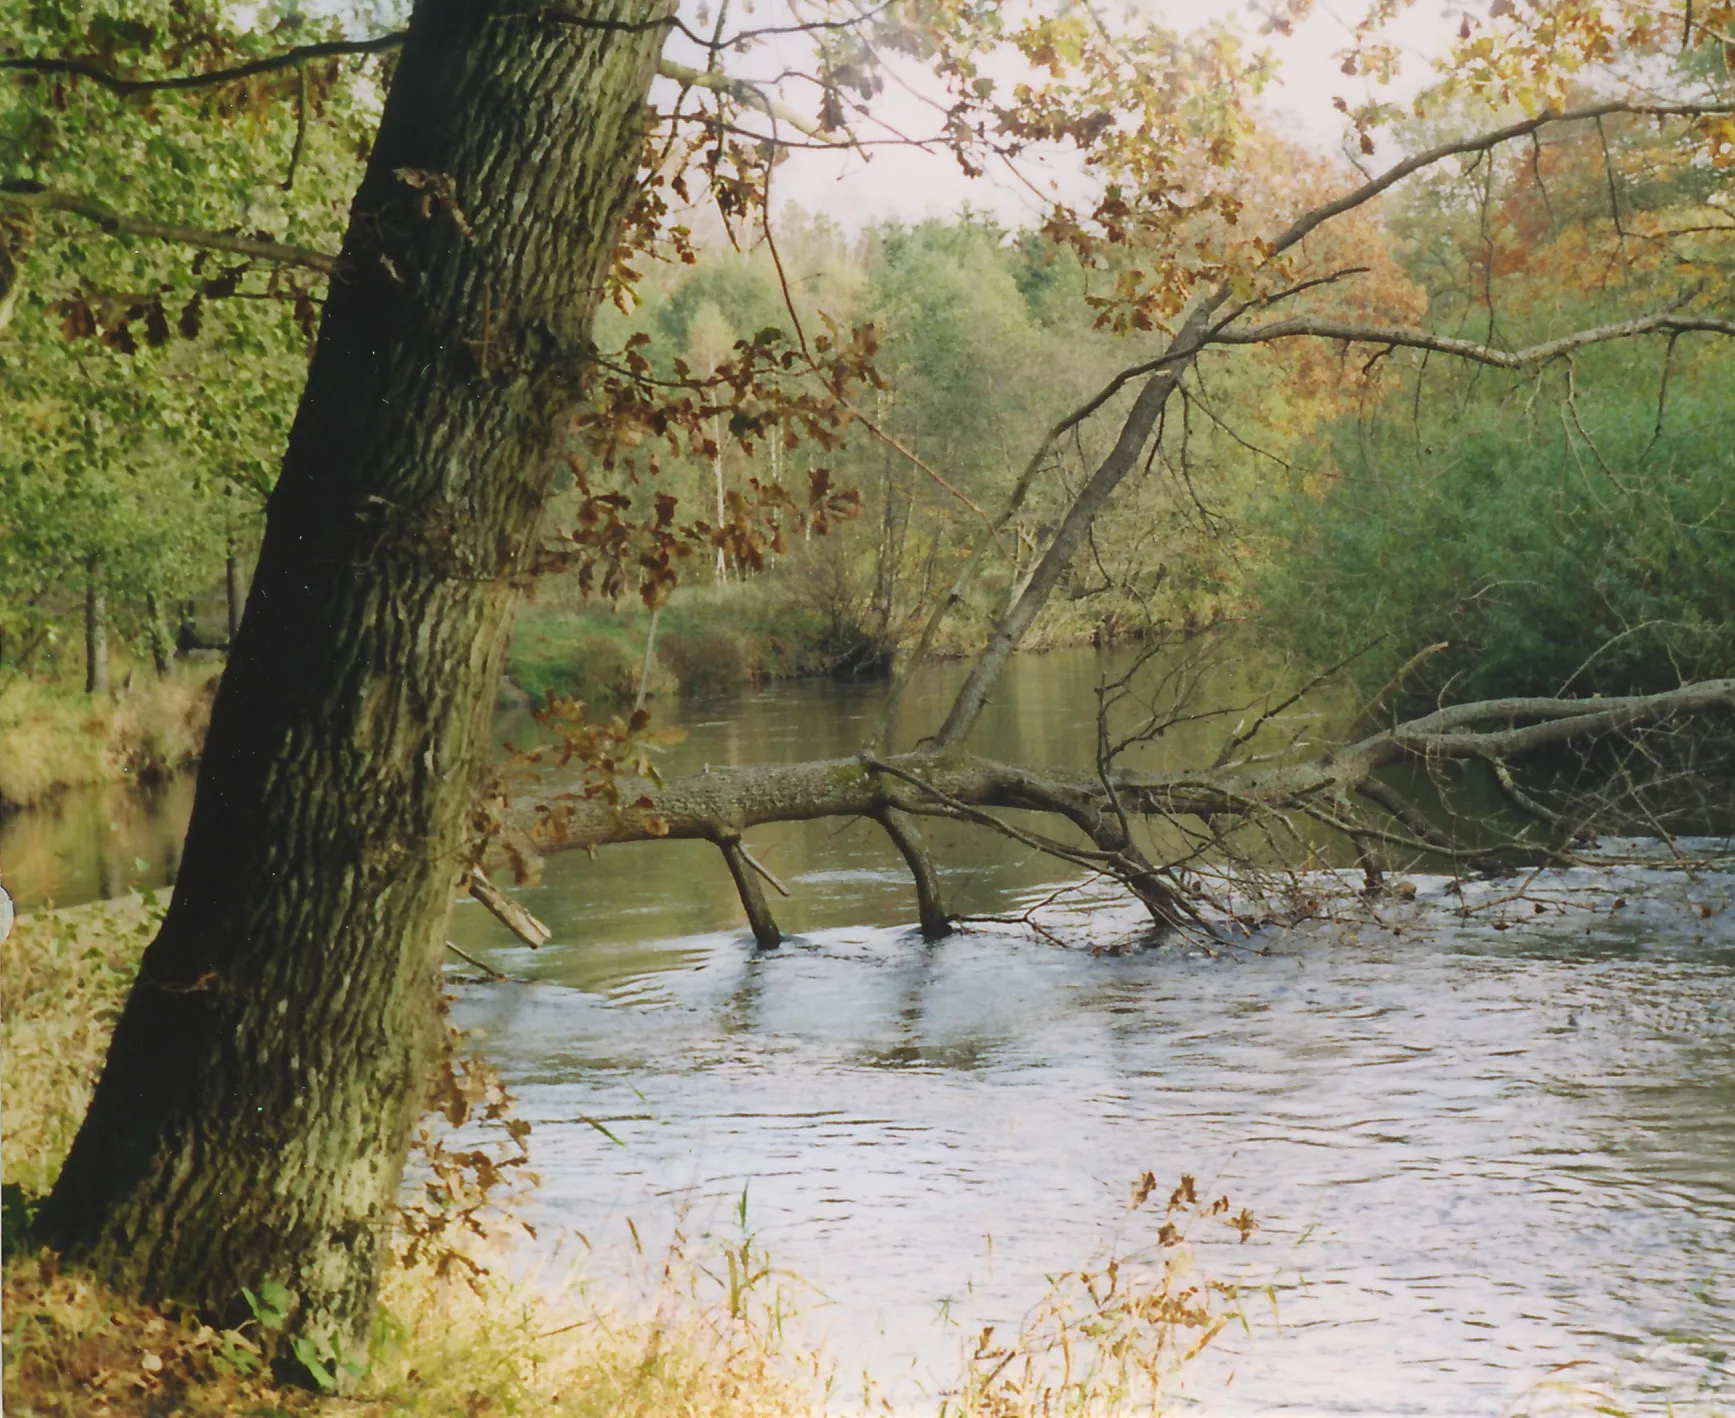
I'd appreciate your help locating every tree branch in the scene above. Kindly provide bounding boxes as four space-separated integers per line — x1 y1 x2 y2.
1 31 834 141
877 807 950 940
0 33 406 95
0 182 340 274
1268 99 1735 259
466 867 552 948
508 680 1735 859
1208 310 1735 370
656 57 831 139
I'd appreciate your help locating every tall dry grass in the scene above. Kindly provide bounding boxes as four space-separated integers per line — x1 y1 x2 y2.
2 1242 824 1418
0 669 217 809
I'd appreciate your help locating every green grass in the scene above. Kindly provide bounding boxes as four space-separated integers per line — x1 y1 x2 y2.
507 582 877 706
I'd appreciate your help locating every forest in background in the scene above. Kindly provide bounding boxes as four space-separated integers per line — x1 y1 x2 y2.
6 24 1732 808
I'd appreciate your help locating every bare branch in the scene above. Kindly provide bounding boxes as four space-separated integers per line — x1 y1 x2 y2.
466 867 552 948
1268 99 1735 260
0 181 340 274
1208 310 1735 370
657 57 832 139
0 33 405 95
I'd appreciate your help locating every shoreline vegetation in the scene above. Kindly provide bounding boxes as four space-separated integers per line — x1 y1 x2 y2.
0 582 1146 815
0 668 219 815
1 894 1251 1417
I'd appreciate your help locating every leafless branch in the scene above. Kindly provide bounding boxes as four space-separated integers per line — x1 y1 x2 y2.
0 182 339 274
1208 310 1735 369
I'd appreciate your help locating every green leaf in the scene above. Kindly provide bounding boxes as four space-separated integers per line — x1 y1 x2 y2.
578 1115 625 1146
290 1336 336 1392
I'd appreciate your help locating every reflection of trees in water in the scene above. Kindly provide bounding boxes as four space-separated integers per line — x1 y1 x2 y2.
1 778 193 908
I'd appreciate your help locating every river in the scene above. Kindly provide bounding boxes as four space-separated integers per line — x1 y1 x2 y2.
6 648 1734 1413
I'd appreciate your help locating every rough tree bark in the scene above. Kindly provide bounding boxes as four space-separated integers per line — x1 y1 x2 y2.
39 0 669 1377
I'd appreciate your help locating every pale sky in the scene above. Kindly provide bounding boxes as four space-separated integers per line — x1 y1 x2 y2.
745 0 1466 230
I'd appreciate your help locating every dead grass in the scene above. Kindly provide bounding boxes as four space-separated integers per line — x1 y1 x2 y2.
0 670 218 809
2 1245 822 1418
0 894 160 1197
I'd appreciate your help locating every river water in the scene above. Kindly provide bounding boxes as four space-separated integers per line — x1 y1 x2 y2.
6 649 1734 1413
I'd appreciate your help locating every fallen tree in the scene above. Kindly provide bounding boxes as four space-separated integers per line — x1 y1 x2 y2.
477 95 1735 950
495 676 1735 948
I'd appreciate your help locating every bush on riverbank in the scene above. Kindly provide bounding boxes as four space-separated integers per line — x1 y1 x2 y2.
0 670 218 812
507 562 1163 710
508 578 895 707
1253 352 1735 709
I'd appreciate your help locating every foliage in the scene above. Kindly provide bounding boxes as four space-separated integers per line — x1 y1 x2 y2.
1254 358 1735 704
0 0 374 678
0 665 217 806
1252 98 1735 705
0 892 163 1197
2 1241 820 1418
509 612 655 706
946 1174 1256 1417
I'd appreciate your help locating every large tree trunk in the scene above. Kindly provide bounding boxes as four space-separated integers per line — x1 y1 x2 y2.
39 0 668 1379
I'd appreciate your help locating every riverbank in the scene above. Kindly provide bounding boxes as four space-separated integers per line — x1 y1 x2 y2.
1 896 1240 1417
0 894 822 1417
0 671 217 814
506 582 1151 708
0 575 1142 815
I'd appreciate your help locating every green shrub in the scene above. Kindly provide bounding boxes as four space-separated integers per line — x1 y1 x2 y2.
508 617 652 705
1253 362 1735 707
656 623 755 698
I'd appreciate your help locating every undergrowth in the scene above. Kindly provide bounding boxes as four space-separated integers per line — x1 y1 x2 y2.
0 669 217 810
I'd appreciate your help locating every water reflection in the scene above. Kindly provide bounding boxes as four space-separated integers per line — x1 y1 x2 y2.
456 883 1735 1413
0 775 193 910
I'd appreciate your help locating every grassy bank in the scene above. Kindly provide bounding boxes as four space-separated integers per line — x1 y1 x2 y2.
508 581 889 708
506 579 1154 709
2 899 1252 1417
0 895 820 1418
0 670 218 813
0 577 1136 813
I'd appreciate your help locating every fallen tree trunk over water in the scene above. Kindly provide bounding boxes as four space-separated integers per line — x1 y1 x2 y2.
502 678 1735 945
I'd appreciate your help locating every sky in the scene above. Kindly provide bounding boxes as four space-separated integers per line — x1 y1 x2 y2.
749 0 1467 230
